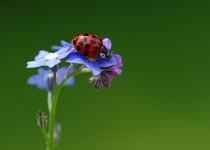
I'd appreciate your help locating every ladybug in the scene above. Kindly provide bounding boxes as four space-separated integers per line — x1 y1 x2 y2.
72 33 108 60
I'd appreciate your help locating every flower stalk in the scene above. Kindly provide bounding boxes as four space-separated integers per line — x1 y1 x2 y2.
47 66 84 150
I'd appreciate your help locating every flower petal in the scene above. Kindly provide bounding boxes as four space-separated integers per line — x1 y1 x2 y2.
111 67 122 77
66 52 85 64
56 46 74 59
27 73 47 89
103 38 112 51
61 40 71 46
96 57 116 68
56 67 67 84
27 59 46 68
51 45 63 51
46 59 61 68
51 40 73 51
35 50 49 60
38 68 49 74
84 60 100 76
111 54 123 67
56 66 75 86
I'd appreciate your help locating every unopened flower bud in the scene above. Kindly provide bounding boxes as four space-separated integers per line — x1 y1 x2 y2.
89 76 101 90
81 67 91 73
54 123 61 144
101 71 112 87
37 112 48 128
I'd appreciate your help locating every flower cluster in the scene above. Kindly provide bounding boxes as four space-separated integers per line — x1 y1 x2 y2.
27 34 123 150
27 35 123 90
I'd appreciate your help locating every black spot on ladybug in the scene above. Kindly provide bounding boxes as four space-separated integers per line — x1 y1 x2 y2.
85 44 90 49
78 42 83 46
80 36 87 42
76 46 81 51
98 42 102 47
93 50 97 54
92 35 97 38
73 40 76 44
84 50 89 56
83 33 89 36
99 39 102 42
90 39 97 44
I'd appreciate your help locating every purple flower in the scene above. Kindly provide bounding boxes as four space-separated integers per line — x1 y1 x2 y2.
27 44 74 68
27 67 74 89
89 54 123 90
66 38 117 76
109 54 123 76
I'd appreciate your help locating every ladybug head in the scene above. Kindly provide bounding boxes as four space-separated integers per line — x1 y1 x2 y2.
100 45 111 58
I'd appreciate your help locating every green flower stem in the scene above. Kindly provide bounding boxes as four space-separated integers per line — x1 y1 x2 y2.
41 128 49 150
52 66 58 87
48 91 52 112
47 67 85 150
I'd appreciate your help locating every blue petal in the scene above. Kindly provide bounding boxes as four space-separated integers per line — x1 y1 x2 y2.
27 59 46 68
66 52 101 75
66 52 85 64
55 46 68 54
56 67 67 84
56 67 75 86
51 40 73 51
27 73 47 89
46 59 61 68
57 50 71 59
51 45 63 51
56 46 74 59
61 40 71 46
38 68 48 74
96 57 116 68
84 60 101 76
35 50 49 60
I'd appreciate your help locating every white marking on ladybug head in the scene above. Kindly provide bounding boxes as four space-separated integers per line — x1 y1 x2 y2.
100 53 106 58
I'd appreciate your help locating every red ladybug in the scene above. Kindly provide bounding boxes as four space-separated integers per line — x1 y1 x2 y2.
72 33 108 60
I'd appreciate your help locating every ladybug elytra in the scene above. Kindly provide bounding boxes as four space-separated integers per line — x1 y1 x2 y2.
72 33 108 60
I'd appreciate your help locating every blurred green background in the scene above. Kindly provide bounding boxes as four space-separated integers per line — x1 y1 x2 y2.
1 0 210 150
